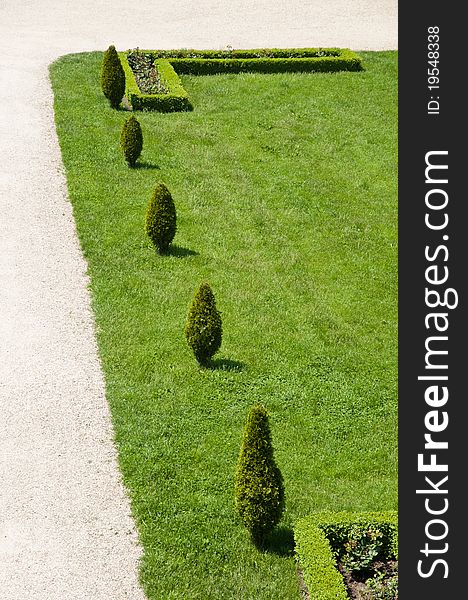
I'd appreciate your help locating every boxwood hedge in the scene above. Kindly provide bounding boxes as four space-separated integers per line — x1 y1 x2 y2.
118 48 363 111
294 511 398 600
119 54 192 112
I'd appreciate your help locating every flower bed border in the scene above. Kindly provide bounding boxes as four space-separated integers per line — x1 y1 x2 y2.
119 54 192 112
294 511 398 600
118 48 363 112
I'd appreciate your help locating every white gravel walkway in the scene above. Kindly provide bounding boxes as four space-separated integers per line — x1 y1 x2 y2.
0 2 396 599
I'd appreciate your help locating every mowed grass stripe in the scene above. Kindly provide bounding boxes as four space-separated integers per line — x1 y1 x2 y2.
50 51 397 599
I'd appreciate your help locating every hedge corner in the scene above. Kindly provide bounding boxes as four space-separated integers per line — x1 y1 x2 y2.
118 47 363 112
294 511 398 600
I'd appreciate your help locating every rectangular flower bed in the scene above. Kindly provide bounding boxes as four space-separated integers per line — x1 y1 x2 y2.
118 47 363 112
294 511 398 600
119 53 192 112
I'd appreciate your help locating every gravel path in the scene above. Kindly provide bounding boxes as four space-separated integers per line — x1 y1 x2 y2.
0 2 396 599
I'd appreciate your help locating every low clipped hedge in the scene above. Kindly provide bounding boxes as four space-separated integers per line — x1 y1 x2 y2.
119 48 362 111
294 511 398 600
147 48 345 59
168 56 360 76
119 54 192 112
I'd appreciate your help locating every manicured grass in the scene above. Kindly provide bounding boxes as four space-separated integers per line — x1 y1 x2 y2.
50 51 397 599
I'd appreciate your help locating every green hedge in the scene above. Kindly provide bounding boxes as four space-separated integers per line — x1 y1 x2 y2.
294 511 398 600
147 48 344 59
119 48 362 111
168 55 361 76
119 54 192 112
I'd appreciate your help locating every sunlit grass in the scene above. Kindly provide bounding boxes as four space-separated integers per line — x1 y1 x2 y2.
50 51 397 599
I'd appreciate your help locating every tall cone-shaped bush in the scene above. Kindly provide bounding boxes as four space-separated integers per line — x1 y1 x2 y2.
235 404 285 545
185 283 222 365
145 183 177 254
120 116 143 167
101 45 125 109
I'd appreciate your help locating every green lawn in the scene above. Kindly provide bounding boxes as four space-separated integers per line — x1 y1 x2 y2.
50 51 397 600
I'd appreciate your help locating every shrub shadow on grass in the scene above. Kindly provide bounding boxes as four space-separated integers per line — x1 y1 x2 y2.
260 526 295 557
134 161 161 170
206 357 245 372
168 245 198 258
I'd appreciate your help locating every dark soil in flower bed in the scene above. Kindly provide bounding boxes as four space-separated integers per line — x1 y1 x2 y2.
297 567 311 600
126 50 168 94
338 560 398 600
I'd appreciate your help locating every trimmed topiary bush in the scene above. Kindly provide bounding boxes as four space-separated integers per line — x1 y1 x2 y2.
120 116 143 167
101 45 125 109
185 283 222 365
235 403 285 545
145 183 177 254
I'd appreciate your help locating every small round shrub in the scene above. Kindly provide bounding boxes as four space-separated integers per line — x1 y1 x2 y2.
235 403 285 545
185 283 222 365
101 45 125 109
145 183 177 254
120 116 143 167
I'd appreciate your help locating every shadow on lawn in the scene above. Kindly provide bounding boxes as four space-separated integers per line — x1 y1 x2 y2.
260 526 295 557
168 245 199 258
206 357 245 372
134 160 161 170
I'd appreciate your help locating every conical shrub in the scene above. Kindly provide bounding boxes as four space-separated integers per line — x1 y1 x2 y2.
145 183 177 254
185 283 222 365
120 116 143 167
235 404 285 545
101 45 125 109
